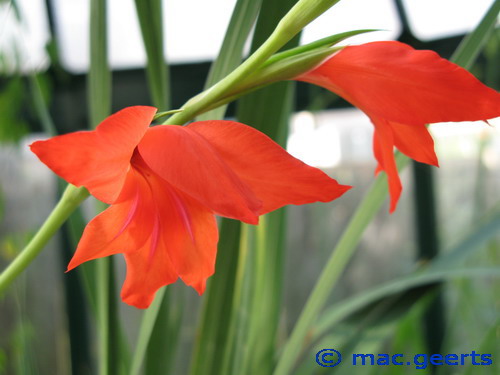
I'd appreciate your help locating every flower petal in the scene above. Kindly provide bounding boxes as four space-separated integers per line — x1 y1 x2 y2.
149 174 219 295
30 106 157 203
120 155 219 308
121 235 178 309
296 41 500 211
188 120 351 214
391 121 438 167
371 117 401 213
67 167 155 271
138 125 262 224
296 41 500 126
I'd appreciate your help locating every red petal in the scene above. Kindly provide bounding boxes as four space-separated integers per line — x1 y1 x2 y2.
146 171 219 295
30 106 157 203
371 117 401 213
296 41 500 211
67 167 155 271
391 121 438 167
120 156 219 308
188 120 351 214
121 235 178 309
296 41 500 126
138 125 261 224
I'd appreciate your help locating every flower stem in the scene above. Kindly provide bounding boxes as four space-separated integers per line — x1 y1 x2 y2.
0 184 89 296
273 153 409 375
164 0 341 125
163 31 289 125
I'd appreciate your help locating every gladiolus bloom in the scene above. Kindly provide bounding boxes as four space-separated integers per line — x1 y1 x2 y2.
30 106 349 308
295 41 500 212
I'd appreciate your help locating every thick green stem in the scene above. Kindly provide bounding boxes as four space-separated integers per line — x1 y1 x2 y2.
164 0 341 125
163 31 289 125
0 184 89 295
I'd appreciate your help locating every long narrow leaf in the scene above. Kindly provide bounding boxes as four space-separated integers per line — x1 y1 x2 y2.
134 0 169 109
451 0 500 69
313 207 500 346
87 1 120 374
197 0 262 120
189 219 242 375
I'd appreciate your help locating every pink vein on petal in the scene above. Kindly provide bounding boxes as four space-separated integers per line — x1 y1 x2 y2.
169 189 195 242
149 213 160 262
114 187 140 239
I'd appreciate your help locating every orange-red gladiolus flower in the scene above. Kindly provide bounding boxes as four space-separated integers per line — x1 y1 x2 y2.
295 41 500 212
30 106 350 308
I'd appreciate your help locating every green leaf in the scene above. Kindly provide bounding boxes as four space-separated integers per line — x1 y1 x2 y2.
87 1 121 374
451 0 500 69
134 0 169 109
312 207 500 349
144 287 183 375
189 219 242 375
197 0 262 121
462 317 500 375
88 0 111 127
130 288 166 375
28 74 57 136
0 78 29 143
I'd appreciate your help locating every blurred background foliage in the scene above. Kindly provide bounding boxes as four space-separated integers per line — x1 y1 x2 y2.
0 0 499 374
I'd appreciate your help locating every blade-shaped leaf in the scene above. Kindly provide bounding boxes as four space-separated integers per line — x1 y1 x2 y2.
134 0 169 109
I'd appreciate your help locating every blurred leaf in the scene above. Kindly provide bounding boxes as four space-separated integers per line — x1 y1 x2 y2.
451 0 500 69
28 74 56 136
313 207 500 348
0 349 5 375
384 301 428 375
87 1 121 374
144 287 183 375
134 0 169 109
0 0 20 21
0 187 4 222
462 318 499 375
0 78 28 143
197 0 262 120
130 289 165 375
11 318 36 374
88 0 111 127
189 219 242 375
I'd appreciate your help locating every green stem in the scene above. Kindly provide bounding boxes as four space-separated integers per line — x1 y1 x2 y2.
163 31 289 125
0 184 89 295
164 0 340 125
273 153 409 375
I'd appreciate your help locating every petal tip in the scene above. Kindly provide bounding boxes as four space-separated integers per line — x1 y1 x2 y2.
192 280 207 295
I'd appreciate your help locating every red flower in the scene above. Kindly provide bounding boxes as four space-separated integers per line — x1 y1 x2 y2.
30 106 349 308
295 41 500 212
